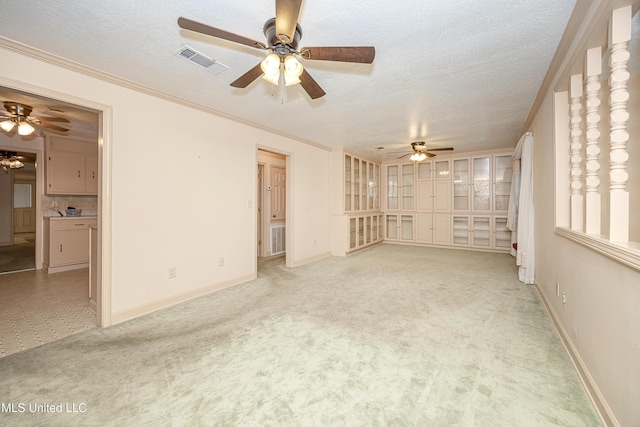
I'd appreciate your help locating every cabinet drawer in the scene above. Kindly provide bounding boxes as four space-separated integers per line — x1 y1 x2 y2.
50 219 96 231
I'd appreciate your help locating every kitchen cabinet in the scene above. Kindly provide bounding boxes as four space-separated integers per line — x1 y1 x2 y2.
43 217 97 273
46 136 98 195
452 215 508 250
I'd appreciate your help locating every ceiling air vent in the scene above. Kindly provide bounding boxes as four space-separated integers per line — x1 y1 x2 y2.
173 45 229 75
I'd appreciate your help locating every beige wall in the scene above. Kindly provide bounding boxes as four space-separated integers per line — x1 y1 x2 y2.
530 4 640 426
0 44 331 320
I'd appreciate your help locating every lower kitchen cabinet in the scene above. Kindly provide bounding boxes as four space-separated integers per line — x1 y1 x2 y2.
44 217 97 273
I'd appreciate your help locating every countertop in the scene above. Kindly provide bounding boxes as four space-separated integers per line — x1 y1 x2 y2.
45 216 98 220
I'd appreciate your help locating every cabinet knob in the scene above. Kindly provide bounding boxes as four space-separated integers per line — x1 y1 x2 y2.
77 170 81 178
59 244 63 252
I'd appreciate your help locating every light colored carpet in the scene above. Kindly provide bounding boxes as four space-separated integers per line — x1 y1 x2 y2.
0 244 601 426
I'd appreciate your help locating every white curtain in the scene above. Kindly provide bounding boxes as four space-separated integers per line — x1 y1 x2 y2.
507 132 535 284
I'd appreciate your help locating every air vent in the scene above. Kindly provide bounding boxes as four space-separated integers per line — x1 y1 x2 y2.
173 45 229 75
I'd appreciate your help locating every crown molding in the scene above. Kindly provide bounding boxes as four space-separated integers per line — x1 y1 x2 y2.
0 36 331 152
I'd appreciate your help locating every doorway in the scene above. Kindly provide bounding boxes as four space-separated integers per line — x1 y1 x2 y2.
0 156 36 273
0 84 104 357
257 149 287 265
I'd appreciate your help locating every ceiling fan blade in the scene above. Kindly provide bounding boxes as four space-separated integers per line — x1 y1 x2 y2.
301 46 375 64
426 152 436 157
177 17 266 50
230 63 264 88
31 117 71 124
426 147 454 152
275 0 303 44
396 153 411 160
299 69 326 99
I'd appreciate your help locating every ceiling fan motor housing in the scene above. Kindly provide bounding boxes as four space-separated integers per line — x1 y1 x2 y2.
263 17 302 51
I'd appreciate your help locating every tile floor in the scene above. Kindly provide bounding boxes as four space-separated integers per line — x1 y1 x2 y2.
0 268 96 357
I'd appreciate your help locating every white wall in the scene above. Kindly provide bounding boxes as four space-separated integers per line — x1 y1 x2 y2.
0 44 331 321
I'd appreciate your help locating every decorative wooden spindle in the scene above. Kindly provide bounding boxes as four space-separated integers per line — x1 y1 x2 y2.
584 47 602 235
570 73 584 232
608 5 631 242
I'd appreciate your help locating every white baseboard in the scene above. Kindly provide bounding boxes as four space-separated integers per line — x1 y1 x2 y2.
534 283 618 427
110 273 256 325
289 251 331 267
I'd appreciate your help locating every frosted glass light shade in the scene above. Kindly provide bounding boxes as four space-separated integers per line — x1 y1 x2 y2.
17 121 35 136
0 120 16 132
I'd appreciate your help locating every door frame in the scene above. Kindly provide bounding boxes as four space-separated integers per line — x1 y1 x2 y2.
0 75 113 327
256 146 293 268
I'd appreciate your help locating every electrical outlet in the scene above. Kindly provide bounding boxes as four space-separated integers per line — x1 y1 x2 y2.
218 257 224 267
168 267 176 279
562 291 567 305
556 282 560 297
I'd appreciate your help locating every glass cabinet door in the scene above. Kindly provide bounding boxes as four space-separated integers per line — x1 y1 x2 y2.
353 158 361 211
472 157 491 211
358 217 365 246
453 158 470 211
373 164 380 210
372 215 379 242
435 160 450 179
417 161 432 180
452 216 469 245
472 216 491 247
344 154 352 211
400 215 414 240
401 164 414 210
367 162 374 210
494 217 511 249
360 160 368 211
349 217 357 249
387 165 398 210
494 155 512 212
386 215 398 239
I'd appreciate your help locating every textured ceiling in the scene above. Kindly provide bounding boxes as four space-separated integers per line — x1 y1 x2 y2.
0 0 577 160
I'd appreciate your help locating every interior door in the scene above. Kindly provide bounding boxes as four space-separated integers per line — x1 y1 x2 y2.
270 166 286 221
13 176 36 233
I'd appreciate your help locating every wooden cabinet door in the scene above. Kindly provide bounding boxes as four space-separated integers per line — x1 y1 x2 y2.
416 213 433 243
50 228 90 266
47 151 85 194
85 155 98 195
434 180 451 212
433 214 451 245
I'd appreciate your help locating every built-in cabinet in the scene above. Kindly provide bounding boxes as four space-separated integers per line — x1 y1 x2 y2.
332 150 382 255
43 217 97 273
383 150 513 252
46 136 98 195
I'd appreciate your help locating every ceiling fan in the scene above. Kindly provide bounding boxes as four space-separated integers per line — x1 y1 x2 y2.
0 102 70 135
177 0 375 99
397 141 454 161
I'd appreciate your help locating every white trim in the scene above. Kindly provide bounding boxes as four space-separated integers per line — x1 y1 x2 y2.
555 227 640 271
534 283 619 427
288 251 332 268
110 274 256 325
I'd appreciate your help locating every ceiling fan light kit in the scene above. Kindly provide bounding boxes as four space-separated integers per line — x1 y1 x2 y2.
177 0 375 99
0 151 25 172
397 141 455 162
0 101 70 136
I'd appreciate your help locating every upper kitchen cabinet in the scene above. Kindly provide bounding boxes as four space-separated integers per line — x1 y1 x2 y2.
46 136 98 195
